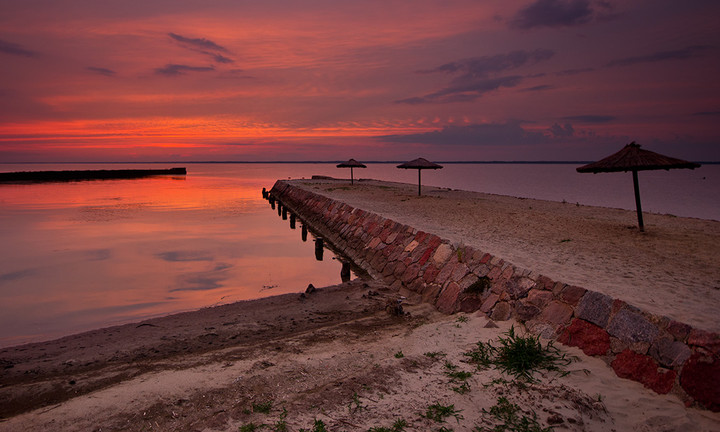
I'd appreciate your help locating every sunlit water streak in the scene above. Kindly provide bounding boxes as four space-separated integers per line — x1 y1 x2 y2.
0 162 717 347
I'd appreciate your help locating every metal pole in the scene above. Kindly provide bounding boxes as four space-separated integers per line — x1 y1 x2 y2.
632 170 644 232
350 167 354 185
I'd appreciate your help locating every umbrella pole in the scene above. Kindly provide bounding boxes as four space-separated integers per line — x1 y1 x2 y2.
632 169 644 232
418 169 421 196
350 167 354 185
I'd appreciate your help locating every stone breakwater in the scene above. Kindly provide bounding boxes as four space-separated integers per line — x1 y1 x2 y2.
270 180 720 411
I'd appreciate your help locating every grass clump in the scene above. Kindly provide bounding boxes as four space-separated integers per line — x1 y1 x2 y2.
239 423 264 432
475 397 552 432
299 419 328 432
423 403 463 423
424 351 446 359
368 418 408 432
465 326 573 382
394 350 405 358
252 401 273 414
272 407 288 432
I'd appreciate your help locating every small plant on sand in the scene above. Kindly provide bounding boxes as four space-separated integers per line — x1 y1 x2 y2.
424 351 447 359
368 418 408 432
456 315 469 324
475 397 552 432
465 326 574 382
423 403 463 423
444 362 473 394
239 423 264 432
348 392 365 413
394 350 405 358
252 401 273 414
272 407 288 432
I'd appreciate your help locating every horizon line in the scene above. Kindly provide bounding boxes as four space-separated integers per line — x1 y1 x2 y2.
2 160 718 165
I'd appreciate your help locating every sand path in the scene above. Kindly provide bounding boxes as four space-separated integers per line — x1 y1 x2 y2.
297 179 720 333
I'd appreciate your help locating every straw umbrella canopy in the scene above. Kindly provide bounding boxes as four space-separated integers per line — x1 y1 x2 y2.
397 157 443 196
576 142 700 231
336 159 366 185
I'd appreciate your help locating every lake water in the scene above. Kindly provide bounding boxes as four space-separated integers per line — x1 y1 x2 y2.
1 162 717 347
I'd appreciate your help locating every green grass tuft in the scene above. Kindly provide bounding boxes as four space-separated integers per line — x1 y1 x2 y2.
475 397 553 432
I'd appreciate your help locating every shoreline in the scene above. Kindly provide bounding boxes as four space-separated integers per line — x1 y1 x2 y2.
1 179 719 431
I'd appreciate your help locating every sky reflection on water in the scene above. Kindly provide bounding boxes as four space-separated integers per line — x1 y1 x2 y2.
0 170 346 347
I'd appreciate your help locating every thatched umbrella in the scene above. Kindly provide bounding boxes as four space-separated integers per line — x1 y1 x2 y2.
576 142 700 231
336 159 366 185
397 157 443 196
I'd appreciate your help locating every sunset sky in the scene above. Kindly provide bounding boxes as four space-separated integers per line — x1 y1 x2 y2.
1 0 719 162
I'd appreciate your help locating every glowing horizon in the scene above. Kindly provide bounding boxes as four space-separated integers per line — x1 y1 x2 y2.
1 0 719 163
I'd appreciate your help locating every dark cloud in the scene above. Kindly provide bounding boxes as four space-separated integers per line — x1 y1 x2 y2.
606 45 714 67
378 121 549 147
399 49 554 104
168 32 234 64
562 115 615 123
86 66 116 76
168 32 229 52
692 111 720 116
548 122 574 137
556 67 595 76
155 64 215 76
0 268 37 282
0 38 37 57
521 84 555 92
422 49 555 78
510 0 615 29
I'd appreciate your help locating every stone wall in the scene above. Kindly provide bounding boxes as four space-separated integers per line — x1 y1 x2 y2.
270 180 720 412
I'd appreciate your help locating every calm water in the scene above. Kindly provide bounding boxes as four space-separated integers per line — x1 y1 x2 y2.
1 162 717 347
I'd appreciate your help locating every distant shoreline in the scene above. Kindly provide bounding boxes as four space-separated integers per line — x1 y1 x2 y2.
0 167 187 183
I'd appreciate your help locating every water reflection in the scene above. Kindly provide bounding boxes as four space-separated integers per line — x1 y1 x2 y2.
0 171 347 347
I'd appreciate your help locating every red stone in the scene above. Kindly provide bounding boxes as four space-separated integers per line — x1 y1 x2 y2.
417 246 436 267
611 349 676 395
480 253 492 264
667 321 692 342
680 352 720 411
423 264 440 283
558 319 610 356
688 329 720 356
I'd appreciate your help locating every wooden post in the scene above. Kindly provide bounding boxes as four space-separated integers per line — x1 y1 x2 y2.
277 203 282 216
417 169 422 196
340 261 351 282
301 224 308 242
315 237 324 261
632 169 645 232
282 207 287 220
289 213 296 229
350 167 354 185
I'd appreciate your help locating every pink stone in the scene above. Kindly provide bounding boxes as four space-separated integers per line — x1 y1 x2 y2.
667 321 692 342
487 266 502 280
527 289 553 309
611 349 676 395
558 319 610 356
480 293 500 313
560 285 587 305
480 253 492 264
490 302 512 321
535 275 555 291
401 263 421 285
436 281 462 313
680 353 720 411
539 301 574 326
450 262 470 283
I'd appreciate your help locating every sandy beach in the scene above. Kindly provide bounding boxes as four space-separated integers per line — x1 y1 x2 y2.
1 179 719 431
298 178 720 334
